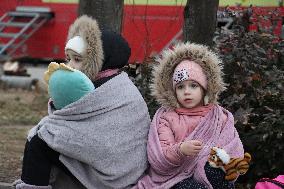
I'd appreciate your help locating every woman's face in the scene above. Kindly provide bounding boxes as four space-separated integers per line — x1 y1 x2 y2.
65 49 84 70
175 80 205 109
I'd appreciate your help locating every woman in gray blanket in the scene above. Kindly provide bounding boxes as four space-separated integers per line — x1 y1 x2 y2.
15 15 150 189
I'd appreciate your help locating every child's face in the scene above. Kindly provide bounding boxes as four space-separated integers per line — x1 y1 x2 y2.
175 80 205 109
65 49 84 70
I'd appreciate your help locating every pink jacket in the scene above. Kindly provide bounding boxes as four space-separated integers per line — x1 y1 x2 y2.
158 104 227 165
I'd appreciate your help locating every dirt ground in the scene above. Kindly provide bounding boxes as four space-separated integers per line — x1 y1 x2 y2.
0 88 48 183
0 88 48 126
0 125 32 183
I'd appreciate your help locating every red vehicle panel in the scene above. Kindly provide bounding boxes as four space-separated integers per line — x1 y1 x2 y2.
0 0 283 63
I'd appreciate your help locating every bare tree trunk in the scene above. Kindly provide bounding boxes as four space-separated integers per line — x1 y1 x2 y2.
183 0 219 47
78 0 124 33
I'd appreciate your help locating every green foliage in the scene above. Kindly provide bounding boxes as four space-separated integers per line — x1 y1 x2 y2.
132 63 159 118
217 28 284 186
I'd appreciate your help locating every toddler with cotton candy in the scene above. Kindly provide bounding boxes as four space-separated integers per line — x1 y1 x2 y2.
135 42 245 189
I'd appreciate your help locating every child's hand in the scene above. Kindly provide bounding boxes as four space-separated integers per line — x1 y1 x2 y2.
180 140 203 156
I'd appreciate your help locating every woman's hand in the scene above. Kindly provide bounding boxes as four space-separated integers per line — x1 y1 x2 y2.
180 140 203 156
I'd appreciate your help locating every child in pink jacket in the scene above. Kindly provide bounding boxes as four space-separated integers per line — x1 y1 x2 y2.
136 43 244 189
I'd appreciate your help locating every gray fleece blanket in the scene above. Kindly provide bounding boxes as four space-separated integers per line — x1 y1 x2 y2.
28 72 150 189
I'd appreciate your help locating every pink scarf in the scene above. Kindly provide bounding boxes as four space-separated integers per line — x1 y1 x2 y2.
135 105 244 189
95 69 119 80
175 103 214 116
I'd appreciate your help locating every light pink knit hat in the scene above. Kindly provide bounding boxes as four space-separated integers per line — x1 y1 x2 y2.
172 60 207 90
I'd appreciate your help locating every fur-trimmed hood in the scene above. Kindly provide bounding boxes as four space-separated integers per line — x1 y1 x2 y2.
67 15 131 81
67 15 103 81
151 42 226 108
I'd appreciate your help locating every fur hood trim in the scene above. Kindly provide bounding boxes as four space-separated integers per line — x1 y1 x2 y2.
151 42 226 108
67 15 104 81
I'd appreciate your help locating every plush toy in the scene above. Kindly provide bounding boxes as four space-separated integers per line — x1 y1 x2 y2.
44 62 95 109
208 147 251 182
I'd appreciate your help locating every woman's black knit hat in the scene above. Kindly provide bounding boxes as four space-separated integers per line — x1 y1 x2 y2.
101 30 131 71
